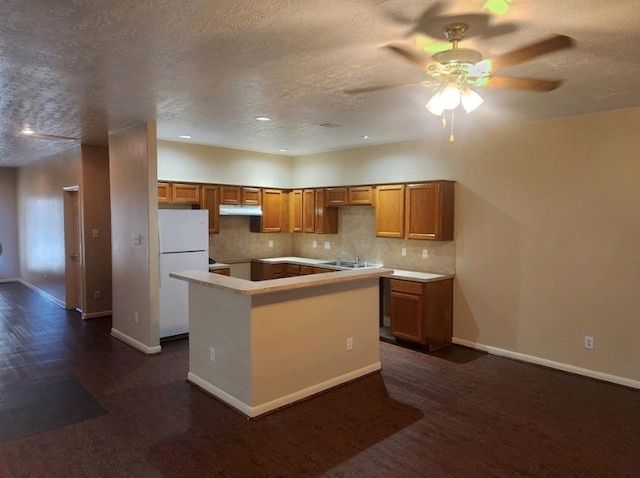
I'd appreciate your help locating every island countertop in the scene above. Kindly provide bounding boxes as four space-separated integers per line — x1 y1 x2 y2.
170 267 395 297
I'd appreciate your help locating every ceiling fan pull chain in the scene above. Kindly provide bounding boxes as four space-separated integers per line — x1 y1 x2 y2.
449 109 455 143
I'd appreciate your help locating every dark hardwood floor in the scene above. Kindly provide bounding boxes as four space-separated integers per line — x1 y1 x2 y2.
1 281 638 477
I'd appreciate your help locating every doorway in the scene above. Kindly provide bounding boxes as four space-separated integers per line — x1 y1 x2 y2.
63 187 84 312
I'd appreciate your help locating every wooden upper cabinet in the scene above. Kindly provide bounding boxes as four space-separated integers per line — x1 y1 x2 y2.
375 184 405 238
220 186 262 205
348 186 374 205
303 189 315 233
290 189 303 232
325 187 348 206
220 185 241 204
250 189 284 233
314 189 338 234
158 182 172 203
171 183 200 204
200 185 220 234
242 187 261 205
405 181 454 241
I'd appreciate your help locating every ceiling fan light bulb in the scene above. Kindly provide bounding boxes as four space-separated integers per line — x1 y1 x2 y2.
440 83 461 110
461 88 484 113
426 93 445 116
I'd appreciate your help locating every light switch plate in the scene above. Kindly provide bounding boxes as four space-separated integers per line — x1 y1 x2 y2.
324 241 331 250
268 239 274 248
312 241 317 248
422 249 428 259
92 228 99 238
401 248 407 256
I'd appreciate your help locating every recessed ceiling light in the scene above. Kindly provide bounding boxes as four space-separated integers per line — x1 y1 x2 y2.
21 125 34 135
361 135 372 140
179 135 192 139
279 148 289 152
255 116 271 122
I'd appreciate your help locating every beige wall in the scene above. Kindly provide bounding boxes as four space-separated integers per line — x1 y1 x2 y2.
109 122 160 352
17 147 82 303
291 108 640 383
80 146 112 316
157 140 293 188
0 168 19 280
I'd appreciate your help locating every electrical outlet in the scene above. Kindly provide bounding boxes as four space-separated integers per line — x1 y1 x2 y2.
92 228 100 238
346 337 353 351
324 241 331 250
312 240 317 248
584 336 594 349
94 290 101 300
401 248 407 256
133 234 142 246
210 347 216 362
422 249 428 259
268 239 274 248
134 312 139 323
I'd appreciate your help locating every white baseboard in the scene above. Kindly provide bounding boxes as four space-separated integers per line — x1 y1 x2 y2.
82 310 112 320
188 362 382 418
0 278 19 283
453 337 640 390
18 279 66 309
111 328 162 355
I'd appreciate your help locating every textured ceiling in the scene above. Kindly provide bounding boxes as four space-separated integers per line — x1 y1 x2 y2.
1 0 640 166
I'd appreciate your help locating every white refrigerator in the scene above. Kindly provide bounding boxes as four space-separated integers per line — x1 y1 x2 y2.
158 209 209 339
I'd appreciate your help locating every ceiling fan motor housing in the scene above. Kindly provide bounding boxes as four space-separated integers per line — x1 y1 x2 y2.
432 48 483 65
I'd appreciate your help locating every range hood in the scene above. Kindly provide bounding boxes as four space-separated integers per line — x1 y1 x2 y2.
219 204 263 216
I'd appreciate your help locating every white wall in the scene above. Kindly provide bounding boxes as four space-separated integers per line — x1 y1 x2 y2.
0 168 19 280
291 107 640 384
157 140 293 188
17 147 82 302
109 122 160 353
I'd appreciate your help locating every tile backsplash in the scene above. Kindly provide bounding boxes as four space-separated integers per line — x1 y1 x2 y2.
209 207 455 274
209 216 293 262
292 207 456 274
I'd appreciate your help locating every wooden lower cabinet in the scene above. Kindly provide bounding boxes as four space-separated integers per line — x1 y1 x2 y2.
250 261 285 280
299 265 313 275
389 278 453 351
211 268 230 276
286 264 300 277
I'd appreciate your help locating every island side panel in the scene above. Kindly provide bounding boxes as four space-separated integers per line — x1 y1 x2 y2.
250 278 381 412
187 283 253 409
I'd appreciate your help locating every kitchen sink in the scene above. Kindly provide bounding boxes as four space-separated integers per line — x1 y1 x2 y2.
322 260 377 269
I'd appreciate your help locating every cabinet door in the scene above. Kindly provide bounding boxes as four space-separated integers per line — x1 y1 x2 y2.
158 182 172 203
299 265 313 275
211 268 230 276
325 187 348 206
348 186 374 205
220 186 241 205
390 290 425 344
242 187 261 205
375 185 405 238
303 189 315 233
405 182 454 241
286 263 300 277
290 190 303 232
257 189 283 232
200 185 220 234
172 183 200 204
314 189 338 234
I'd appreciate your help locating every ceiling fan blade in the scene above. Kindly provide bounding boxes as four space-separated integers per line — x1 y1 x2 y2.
343 82 422 94
483 76 564 92
384 45 431 69
488 34 575 73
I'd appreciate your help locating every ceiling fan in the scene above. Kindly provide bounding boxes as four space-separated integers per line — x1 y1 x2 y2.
345 23 575 139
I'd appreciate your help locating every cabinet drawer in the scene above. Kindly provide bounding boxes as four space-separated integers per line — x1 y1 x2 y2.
286 264 300 276
390 279 424 295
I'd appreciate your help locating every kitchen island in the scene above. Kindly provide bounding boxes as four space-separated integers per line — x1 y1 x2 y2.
170 267 393 418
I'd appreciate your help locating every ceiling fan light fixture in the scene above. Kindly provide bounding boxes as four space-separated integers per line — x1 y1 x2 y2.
440 82 461 110
460 87 484 113
425 91 445 116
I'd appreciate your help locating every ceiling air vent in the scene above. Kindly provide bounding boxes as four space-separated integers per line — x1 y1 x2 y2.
318 122 340 128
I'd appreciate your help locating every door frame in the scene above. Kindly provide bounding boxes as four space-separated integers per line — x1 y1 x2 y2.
63 186 84 312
